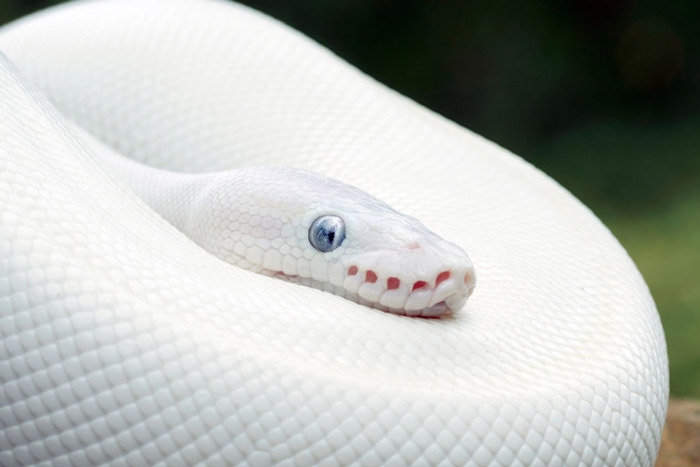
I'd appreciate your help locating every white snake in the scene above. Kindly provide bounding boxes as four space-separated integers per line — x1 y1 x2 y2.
0 0 668 465
92 139 476 317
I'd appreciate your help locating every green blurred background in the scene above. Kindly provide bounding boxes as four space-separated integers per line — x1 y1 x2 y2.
2 0 698 397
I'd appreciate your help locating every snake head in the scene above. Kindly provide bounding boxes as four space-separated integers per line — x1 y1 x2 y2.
301 192 476 317
191 167 476 317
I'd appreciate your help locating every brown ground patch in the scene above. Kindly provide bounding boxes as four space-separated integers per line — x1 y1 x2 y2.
656 398 700 466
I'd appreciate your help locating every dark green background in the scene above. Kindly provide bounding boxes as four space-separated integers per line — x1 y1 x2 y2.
3 0 698 397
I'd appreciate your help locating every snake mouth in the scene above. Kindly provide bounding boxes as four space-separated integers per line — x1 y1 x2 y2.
342 265 476 317
265 263 475 317
390 300 449 318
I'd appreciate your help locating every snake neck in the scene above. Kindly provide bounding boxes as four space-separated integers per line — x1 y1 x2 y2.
69 123 215 233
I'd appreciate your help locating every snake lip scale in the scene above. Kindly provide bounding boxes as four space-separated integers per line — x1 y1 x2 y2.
272 261 476 317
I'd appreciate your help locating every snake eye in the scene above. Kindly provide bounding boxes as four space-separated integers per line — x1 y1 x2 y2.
309 215 345 252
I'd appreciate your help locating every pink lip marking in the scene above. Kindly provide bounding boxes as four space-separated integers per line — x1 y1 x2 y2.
436 271 450 286
365 271 378 283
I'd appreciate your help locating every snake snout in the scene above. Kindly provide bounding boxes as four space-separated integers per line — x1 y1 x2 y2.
406 262 476 317
338 230 474 316
342 256 475 317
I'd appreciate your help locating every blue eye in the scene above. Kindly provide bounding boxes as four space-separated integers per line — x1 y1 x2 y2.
309 215 345 252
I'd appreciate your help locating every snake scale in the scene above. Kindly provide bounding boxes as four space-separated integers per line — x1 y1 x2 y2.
0 0 668 465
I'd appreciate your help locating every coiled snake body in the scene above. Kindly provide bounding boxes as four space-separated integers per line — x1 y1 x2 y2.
0 0 668 465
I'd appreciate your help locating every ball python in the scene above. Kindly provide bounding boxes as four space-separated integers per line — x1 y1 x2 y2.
0 0 669 465
83 132 476 318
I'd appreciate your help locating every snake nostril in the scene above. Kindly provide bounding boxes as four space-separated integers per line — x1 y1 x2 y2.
412 280 427 291
348 266 358 276
464 271 473 284
365 270 378 283
387 277 400 290
436 271 451 286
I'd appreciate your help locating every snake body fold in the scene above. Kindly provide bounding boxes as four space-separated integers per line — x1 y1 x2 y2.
0 0 668 465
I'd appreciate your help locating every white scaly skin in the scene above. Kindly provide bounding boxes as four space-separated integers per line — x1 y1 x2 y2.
99 153 476 317
0 0 668 465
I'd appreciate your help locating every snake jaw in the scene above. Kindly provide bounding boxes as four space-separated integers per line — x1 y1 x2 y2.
269 254 475 318
339 245 476 317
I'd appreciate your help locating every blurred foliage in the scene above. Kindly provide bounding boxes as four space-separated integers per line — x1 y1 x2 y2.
2 0 698 397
